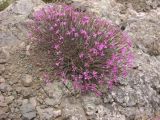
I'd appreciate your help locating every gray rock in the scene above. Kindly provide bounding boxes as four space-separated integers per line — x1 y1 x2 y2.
0 47 9 64
37 107 61 120
21 88 34 99
45 98 56 106
126 20 160 56
20 103 36 120
116 0 160 12
0 83 12 93
0 76 5 83
61 98 87 120
29 97 37 107
44 82 63 106
5 96 14 104
22 74 33 87
81 94 102 116
0 64 5 75
95 105 126 120
0 0 44 47
0 95 9 119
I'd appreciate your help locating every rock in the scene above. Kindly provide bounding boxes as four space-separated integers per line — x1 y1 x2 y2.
0 95 6 106
5 96 14 104
15 86 22 94
95 105 126 120
61 98 87 120
0 83 12 93
22 74 33 87
52 109 61 118
26 45 31 55
116 0 160 12
45 98 56 106
29 97 37 107
21 88 33 98
0 0 44 47
37 107 61 119
126 20 160 56
22 99 29 105
0 95 9 119
0 110 8 120
103 94 114 103
81 94 102 116
0 76 5 83
44 82 63 106
0 64 5 75
0 47 9 64
20 102 36 120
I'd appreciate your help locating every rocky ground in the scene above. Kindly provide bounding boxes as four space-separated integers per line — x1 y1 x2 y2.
0 0 160 120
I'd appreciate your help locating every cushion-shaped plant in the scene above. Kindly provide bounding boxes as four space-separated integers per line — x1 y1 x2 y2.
28 4 133 95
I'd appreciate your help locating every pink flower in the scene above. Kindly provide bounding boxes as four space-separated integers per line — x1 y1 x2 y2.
49 26 53 31
71 27 76 32
93 33 97 38
59 36 64 40
97 44 106 51
80 29 87 36
84 63 89 67
55 62 60 66
92 71 97 78
79 53 84 59
82 16 90 25
121 47 127 55
83 71 91 80
53 44 59 50
66 31 71 35
90 48 98 55
74 33 79 37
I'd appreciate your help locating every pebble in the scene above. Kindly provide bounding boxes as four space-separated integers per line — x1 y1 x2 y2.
22 74 33 87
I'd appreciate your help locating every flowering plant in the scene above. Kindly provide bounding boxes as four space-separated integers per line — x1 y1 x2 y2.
28 4 133 95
